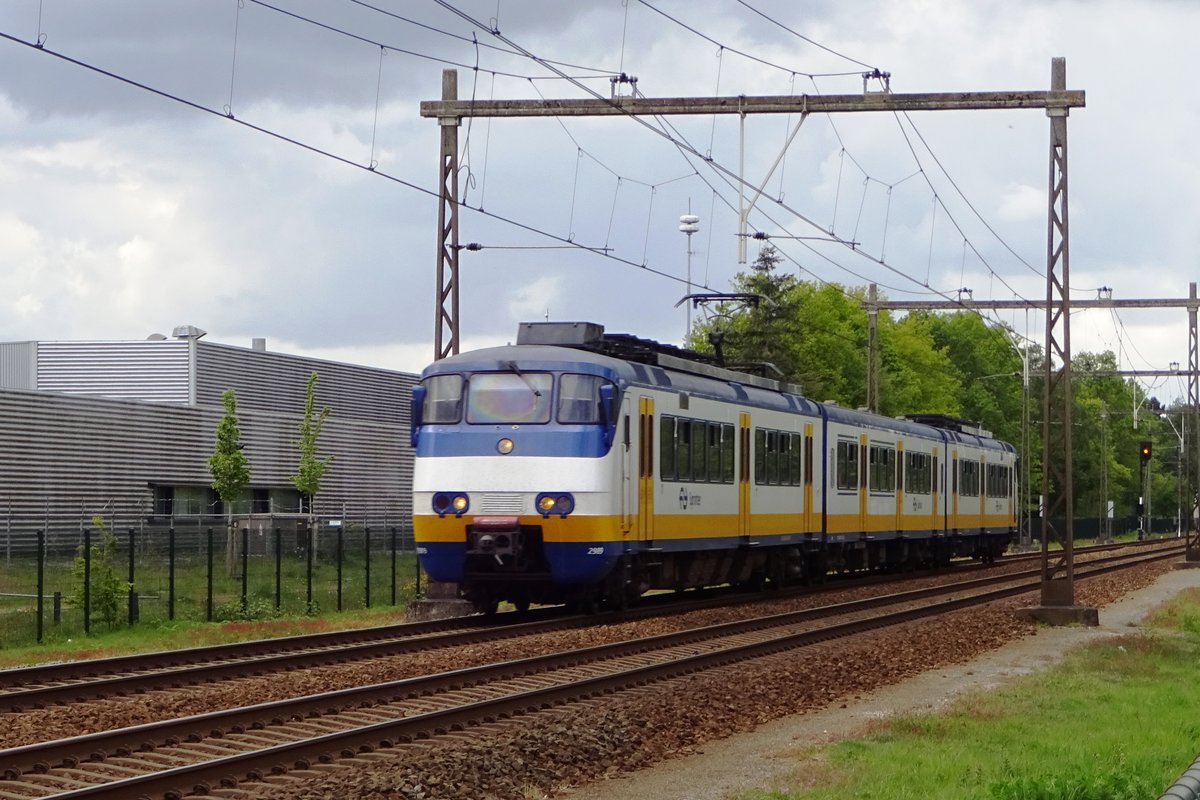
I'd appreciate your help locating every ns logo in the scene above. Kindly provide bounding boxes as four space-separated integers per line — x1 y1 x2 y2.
679 487 701 510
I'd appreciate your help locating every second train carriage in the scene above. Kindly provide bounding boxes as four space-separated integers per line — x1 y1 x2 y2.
412 322 1016 612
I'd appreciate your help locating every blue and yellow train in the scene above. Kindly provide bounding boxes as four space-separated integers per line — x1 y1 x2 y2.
412 322 1016 612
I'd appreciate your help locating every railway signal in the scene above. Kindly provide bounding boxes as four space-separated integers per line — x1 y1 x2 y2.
1140 441 1152 465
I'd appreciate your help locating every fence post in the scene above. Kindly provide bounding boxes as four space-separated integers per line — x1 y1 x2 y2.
168 527 176 621
364 527 371 609
415 527 422 598
128 528 137 626
53 591 61 624
390 527 397 606
336 524 344 612
206 528 214 622
36 530 45 644
241 527 249 615
274 527 282 612
305 523 314 614
83 528 92 635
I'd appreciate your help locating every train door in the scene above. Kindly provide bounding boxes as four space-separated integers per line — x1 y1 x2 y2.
803 422 814 532
932 449 941 532
738 413 751 538
637 396 655 541
895 440 904 534
978 455 986 529
620 395 634 535
1009 458 1016 525
951 451 959 532
858 433 868 533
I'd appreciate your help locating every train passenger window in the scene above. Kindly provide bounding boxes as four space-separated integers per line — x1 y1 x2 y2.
766 431 780 484
660 417 677 481
676 419 693 481
692 420 708 482
707 424 722 483
904 452 932 495
985 464 1011 498
835 440 858 491
558 374 608 423
869 445 896 492
466 372 552 424
754 429 766 485
959 460 980 497
421 374 464 423
721 424 735 483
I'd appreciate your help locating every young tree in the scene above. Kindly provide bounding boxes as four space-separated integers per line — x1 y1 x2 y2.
291 372 333 523
209 388 250 527
210 388 250 576
71 515 130 630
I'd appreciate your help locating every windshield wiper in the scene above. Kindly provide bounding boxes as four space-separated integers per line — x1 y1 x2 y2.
505 361 542 397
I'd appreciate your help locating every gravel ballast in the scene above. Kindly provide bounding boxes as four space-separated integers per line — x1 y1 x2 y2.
0 551 1184 799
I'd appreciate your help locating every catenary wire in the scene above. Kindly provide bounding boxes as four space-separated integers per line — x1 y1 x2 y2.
0 29 698 288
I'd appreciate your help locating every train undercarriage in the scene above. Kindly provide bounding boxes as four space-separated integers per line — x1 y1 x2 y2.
458 522 1013 614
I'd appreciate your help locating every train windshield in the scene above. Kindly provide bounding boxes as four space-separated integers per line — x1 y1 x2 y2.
557 373 608 423
421 374 464 423
466 372 554 424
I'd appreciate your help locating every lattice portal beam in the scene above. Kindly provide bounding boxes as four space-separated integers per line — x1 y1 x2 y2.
424 69 1083 369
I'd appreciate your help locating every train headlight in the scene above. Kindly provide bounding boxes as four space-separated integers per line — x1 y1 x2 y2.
497 438 514 454
535 492 575 518
432 492 470 518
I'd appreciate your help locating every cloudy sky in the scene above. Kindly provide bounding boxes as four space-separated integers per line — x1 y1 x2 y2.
1 1 1196 403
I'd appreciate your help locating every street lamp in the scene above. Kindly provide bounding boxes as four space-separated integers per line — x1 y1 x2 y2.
679 213 700 344
1161 412 1184 537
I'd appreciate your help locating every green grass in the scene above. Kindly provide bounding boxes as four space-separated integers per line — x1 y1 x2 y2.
0 548 424 655
0 604 422 668
734 592 1200 800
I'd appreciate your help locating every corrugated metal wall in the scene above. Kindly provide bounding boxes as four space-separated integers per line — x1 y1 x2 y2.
35 340 192 403
0 342 36 390
195 342 406 424
0 340 416 550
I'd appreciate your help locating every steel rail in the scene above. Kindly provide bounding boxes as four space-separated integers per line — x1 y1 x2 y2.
0 540 1156 713
1 545 1179 799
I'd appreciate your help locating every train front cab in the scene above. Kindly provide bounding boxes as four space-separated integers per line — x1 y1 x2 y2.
411 350 627 611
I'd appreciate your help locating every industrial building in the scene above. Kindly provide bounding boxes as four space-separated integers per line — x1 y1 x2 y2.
0 327 416 548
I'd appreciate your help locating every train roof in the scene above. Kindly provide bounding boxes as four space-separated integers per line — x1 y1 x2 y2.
424 322 1014 452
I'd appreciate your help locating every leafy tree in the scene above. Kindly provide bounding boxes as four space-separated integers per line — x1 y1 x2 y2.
209 388 250 526
291 372 333 516
692 245 869 406
879 312 962 418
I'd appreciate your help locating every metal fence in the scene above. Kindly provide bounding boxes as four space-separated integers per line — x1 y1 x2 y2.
0 518 420 647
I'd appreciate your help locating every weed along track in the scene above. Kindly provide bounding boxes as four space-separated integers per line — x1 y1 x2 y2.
0 543 1179 800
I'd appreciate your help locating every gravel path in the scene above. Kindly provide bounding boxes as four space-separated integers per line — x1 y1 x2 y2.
561 562 1200 800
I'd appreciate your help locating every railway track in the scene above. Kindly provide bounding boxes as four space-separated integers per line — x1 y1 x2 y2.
0 542 1180 800
0 539 1159 715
